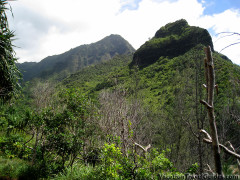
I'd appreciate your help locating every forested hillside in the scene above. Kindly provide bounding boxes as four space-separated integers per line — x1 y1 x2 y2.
61 20 240 174
17 34 135 81
1 19 240 179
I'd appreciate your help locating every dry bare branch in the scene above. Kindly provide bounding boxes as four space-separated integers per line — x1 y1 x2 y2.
214 32 240 52
220 42 240 52
200 130 240 160
134 142 151 153
220 144 240 160
200 129 212 141
215 32 240 42
227 142 240 171
205 164 215 175
200 100 212 109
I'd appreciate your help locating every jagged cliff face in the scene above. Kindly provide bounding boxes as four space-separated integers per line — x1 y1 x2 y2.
131 19 214 68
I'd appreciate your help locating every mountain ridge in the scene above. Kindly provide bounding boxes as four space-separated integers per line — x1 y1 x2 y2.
131 19 214 68
17 34 135 81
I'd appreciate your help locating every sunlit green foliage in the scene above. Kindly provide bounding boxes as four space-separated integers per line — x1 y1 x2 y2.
62 54 132 94
54 143 182 180
0 87 99 177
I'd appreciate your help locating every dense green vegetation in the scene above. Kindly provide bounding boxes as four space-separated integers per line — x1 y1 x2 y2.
62 54 133 90
1 16 240 179
60 43 240 173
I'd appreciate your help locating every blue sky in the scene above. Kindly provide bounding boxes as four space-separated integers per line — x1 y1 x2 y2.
199 0 240 15
121 0 240 15
120 0 142 12
8 0 240 64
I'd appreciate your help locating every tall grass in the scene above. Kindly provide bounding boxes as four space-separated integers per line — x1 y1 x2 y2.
0 157 38 179
53 164 96 180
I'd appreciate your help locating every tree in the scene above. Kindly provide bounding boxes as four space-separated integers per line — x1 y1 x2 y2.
21 87 98 174
200 46 240 177
0 0 21 102
200 46 223 177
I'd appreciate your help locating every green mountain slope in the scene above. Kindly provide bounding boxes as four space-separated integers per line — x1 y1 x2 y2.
62 54 133 92
61 19 240 170
17 34 135 81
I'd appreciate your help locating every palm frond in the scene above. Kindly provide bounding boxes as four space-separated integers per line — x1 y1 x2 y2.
0 0 22 102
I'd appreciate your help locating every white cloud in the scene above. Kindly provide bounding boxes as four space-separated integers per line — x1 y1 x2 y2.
113 0 204 49
197 9 240 64
7 0 240 65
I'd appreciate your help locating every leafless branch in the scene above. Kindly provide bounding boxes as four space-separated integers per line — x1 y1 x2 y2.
220 42 240 52
227 141 240 170
215 32 240 42
134 142 151 153
216 32 240 36
200 100 212 109
200 129 212 141
220 144 240 160
214 32 240 52
227 141 236 152
200 129 240 160
205 164 215 175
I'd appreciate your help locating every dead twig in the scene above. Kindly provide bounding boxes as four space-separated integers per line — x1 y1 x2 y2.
220 42 240 52
205 164 215 175
134 142 151 153
200 129 240 160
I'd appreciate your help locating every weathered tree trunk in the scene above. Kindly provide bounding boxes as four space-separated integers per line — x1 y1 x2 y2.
201 46 223 177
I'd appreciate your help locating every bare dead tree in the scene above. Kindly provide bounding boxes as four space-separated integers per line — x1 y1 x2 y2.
200 46 223 177
99 89 137 155
98 87 153 157
31 80 56 112
200 46 240 177
30 80 56 165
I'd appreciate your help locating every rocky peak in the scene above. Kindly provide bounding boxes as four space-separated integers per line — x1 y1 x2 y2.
131 19 214 68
